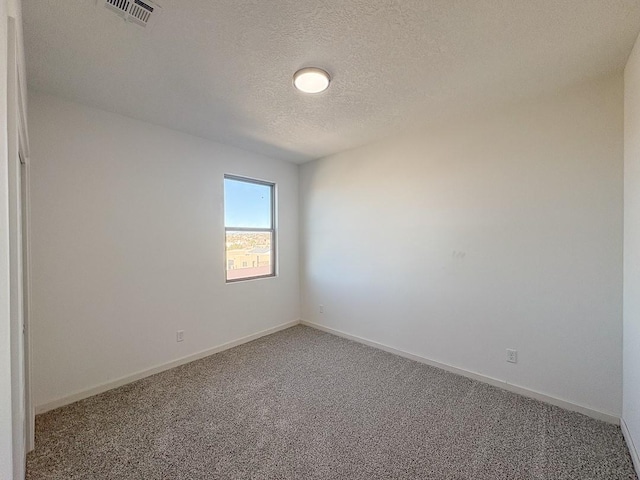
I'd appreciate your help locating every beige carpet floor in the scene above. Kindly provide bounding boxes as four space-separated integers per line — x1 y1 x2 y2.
27 325 637 479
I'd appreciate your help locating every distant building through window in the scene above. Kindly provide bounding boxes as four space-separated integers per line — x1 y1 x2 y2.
224 175 275 282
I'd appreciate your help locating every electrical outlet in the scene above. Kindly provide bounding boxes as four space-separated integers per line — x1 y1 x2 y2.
176 330 184 343
319 305 324 314
506 349 517 364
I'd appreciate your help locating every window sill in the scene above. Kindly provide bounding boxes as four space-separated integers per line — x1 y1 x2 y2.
225 274 277 284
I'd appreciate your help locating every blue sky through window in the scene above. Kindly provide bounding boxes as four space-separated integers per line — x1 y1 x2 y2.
224 177 272 228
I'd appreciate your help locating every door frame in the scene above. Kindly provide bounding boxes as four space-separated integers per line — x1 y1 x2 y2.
7 8 33 473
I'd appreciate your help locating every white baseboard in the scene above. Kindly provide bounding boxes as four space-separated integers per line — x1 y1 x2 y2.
301 320 620 425
36 320 300 414
37 319 622 427
622 417 640 475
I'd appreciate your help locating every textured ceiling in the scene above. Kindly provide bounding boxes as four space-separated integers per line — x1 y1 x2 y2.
23 0 640 163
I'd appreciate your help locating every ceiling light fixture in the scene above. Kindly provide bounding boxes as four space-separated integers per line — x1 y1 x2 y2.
293 67 331 94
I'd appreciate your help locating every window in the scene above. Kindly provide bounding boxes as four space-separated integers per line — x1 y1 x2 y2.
224 175 275 282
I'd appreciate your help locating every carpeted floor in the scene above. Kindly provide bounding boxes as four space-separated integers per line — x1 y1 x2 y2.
27 325 637 479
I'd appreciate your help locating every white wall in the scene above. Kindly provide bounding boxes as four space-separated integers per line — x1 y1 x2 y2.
28 91 300 410
623 33 640 470
300 74 624 417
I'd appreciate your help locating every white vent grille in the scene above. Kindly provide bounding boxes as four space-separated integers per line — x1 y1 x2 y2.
97 0 161 29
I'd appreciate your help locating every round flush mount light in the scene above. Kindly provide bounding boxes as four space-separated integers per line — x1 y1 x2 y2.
293 67 331 94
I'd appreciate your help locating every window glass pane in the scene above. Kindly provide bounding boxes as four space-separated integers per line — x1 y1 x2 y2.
224 178 272 229
225 231 273 281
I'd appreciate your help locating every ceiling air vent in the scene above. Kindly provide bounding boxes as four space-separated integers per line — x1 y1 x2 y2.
97 0 162 29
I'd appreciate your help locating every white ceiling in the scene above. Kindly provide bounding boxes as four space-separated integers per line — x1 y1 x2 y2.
23 1 640 163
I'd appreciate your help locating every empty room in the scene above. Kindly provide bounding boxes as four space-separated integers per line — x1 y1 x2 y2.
2 0 640 479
